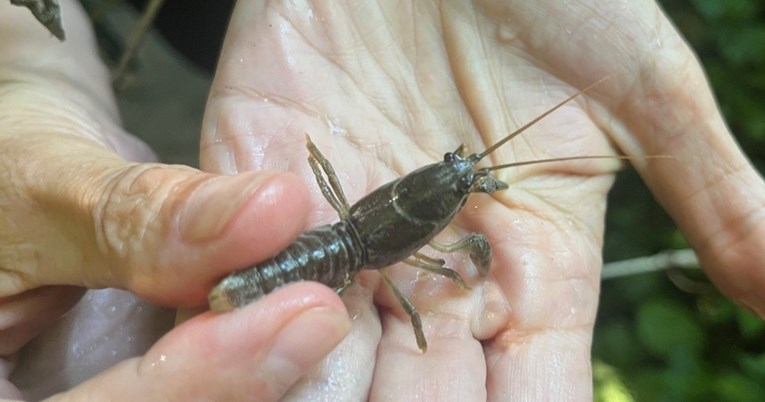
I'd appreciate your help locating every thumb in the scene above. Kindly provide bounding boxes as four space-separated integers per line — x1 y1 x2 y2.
46 283 350 401
0 131 310 306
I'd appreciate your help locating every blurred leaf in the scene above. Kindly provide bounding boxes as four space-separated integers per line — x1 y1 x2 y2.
739 353 765 381
637 299 705 357
712 372 765 402
622 273 667 302
594 360 635 402
751 68 765 90
716 25 765 66
594 319 645 367
669 229 690 249
665 349 707 400
630 370 669 402
691 0 762 21
697 294 738 325
735 307 765 339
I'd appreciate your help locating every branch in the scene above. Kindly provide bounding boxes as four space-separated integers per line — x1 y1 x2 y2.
601 248 699 279
112 0 166 88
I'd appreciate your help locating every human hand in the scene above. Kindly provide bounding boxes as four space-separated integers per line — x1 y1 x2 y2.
0 1 349 400
202 0 765 400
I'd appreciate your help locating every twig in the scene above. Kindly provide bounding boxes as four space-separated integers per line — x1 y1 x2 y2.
112 0 166 89
11 0 65 40
666 268 715 294
601 248 699 279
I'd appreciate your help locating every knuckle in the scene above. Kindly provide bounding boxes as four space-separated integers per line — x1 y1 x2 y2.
92 164 196 277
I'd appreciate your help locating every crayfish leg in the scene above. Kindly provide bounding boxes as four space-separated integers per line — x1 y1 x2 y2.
381 271 427 353
305 134 351 218
404 253 469 290
335 271 354 295
429 233 492 276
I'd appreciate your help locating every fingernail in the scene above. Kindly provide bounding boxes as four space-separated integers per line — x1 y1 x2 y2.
262 307 350 380
180 172 276 242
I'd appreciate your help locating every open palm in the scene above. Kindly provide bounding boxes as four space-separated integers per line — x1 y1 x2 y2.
201 1 765 400
5 0 762 400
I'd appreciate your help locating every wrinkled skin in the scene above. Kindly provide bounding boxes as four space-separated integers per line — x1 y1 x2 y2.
2 0 764 401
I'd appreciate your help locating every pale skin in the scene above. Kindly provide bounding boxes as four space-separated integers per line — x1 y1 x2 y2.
1 0 763 401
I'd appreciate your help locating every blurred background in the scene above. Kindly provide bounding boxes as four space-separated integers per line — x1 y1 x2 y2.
66 0 765 400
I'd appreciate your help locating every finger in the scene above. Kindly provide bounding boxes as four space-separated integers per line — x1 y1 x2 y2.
484 329 593 401
0 119 310 306
281 279 381 400
43 283 350 402
370 312 487 401
473 0 765 317
608 40 765 316
0 287 84 356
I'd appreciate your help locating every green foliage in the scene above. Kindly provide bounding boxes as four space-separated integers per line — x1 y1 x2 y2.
691 0 762 21
593 360 635 402
595 285 765 400
595 1 765 400
666 0 765 161
595 319 644 367
711 373 765 402
636 300 704 357
736 307 765 339
739 353 765 381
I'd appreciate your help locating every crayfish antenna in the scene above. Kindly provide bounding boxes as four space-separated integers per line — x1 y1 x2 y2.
484 154 673 172
477 77 610 160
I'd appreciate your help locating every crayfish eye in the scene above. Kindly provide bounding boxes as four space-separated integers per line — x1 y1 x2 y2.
444 145 466 162
444 144 466 162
